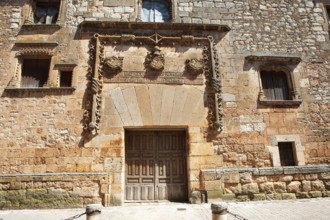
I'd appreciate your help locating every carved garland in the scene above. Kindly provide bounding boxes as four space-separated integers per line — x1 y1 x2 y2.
83 33 223 135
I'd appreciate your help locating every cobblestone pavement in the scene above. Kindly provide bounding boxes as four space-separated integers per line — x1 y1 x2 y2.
0 198 329 220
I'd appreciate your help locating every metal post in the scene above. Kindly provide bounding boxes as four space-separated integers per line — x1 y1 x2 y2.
86 204 103 220
211 203 228 220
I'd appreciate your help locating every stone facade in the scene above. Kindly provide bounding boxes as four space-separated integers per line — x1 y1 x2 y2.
0 0 329 208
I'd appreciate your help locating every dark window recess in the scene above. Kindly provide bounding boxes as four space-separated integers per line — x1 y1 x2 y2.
34 1 60 24
327 7 330 23
60 71 73 87
278 142 295 166
261 71 290 100
142 0 170 22
21 59 50 88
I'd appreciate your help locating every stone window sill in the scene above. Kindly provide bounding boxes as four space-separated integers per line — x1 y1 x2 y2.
258 98 302 107
21 23 62 31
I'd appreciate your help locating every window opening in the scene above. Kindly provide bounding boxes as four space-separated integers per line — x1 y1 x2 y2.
21 58 50 88
60 71 73 87
142 0 170 22
34 0 60 24
278 142 296 166
260 70 290 100
326 7 330 24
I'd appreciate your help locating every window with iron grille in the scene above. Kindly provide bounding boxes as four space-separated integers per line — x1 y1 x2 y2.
260 70 290 100
21 58 50 88
142 0 171 22
278 142 296 166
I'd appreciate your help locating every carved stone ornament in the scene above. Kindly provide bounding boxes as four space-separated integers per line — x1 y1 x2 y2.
105 56 123 72
186 58 204 74
145 46 165 71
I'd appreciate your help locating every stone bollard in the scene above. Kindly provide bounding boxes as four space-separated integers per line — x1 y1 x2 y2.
211 203 228 220
86 204 103 220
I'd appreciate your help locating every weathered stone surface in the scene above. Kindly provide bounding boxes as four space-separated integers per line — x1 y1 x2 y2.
253 193 266 201
274 182 287 193
259 182 274 193
309 191 322 198
302 181 312 192
281 193 296 200
311 180 326 191
242 183 259 194
240 172 252 183
280 176 294 182
287 181 301 193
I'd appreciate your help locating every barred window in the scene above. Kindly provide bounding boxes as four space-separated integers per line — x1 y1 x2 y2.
142 0 170 22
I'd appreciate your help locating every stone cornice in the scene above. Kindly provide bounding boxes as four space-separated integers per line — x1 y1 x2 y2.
81 21 231 32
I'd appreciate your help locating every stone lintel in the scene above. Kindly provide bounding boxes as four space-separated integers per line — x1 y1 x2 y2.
245 55 302 63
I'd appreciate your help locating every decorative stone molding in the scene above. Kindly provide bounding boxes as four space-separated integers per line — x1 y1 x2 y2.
83 31 226 135
145 46 165 71
104 56 123 73
15 47 54 56
15 42 58 57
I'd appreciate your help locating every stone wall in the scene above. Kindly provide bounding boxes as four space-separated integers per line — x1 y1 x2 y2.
201 165 330 201
0 173 109 209
0 0 329 208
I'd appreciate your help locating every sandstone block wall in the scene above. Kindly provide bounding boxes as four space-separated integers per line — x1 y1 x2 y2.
201 165 330 201
0 173 109 209
0 0 329 208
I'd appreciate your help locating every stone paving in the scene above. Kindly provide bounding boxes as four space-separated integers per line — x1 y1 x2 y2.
0 198 330 220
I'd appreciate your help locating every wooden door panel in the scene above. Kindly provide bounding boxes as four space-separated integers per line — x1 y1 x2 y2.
125 130 187 202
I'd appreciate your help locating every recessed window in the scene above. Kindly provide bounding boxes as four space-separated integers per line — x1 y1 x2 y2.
33 0 60 24
142 0 170 22
21 58 50 88
278 142 296 166
260 70 290 100
326 7 330 24
60 71 73 87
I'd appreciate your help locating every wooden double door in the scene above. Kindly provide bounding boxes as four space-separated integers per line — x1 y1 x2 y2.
125 130 187 202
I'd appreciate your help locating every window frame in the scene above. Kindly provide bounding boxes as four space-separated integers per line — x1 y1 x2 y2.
257 65 302 107
278 142 296 166
268 135 305 167
25 0 63 25
260 69 292 101
137 0 178 22
55 63 77 88
20 57 51 88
